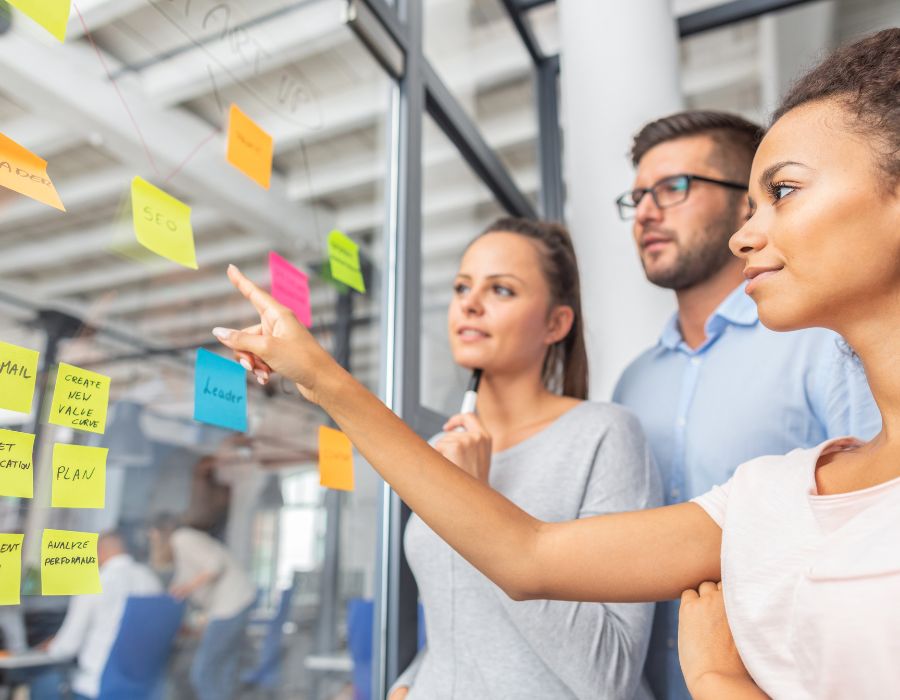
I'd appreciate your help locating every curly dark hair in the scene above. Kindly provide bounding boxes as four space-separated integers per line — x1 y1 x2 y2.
630 110 764 182
773 28 900 188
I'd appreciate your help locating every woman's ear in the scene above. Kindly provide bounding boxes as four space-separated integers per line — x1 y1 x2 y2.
545 305 575 346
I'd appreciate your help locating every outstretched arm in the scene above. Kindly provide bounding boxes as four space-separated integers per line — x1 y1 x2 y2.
214 265 722 603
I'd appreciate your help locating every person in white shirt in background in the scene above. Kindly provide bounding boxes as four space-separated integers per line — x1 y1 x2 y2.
149 512 256 700
30 531 162 700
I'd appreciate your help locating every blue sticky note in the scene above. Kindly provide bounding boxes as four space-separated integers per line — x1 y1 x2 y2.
194 349 248 432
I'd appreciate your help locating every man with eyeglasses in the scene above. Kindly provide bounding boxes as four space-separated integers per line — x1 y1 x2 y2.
611 110 880 700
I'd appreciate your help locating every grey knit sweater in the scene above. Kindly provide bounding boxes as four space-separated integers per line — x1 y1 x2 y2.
394 401 662 699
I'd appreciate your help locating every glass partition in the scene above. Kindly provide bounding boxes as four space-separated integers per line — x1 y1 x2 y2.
0 1 392 697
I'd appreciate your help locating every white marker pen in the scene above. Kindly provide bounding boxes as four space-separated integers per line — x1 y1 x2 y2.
454 368 482 431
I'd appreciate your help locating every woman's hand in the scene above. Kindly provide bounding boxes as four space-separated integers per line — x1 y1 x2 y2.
679 581 768 699
435 413 492 483
213 264 339 404
388 687 409 700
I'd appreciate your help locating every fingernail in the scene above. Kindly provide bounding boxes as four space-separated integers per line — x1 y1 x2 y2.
257 376 267 385
228 264 240 274
254 369 268 379
239 359 252 372
212 327 234 340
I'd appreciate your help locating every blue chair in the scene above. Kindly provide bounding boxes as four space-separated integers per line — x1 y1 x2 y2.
241 585 296 691
347 599 426 700
96 595 186 700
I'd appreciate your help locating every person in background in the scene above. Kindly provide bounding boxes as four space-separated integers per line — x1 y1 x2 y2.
611 109 881 700
390 218 661 699
149 513 255 700
32 531 162 700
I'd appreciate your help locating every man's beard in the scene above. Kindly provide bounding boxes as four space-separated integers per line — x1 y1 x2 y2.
642 218 739 291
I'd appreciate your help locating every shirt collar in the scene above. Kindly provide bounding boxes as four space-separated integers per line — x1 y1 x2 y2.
659 282 758 351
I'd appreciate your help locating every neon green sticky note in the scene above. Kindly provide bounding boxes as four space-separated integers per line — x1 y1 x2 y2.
41 529 101 596
48 363 110 435
0 534 24 606
51 444 107 509
7 0 71 43
0 341 39 414
327 230 366 293
0 429 35 499
131 176 198 270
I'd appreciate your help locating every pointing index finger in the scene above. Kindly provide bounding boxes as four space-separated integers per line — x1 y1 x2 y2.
227 264 282 317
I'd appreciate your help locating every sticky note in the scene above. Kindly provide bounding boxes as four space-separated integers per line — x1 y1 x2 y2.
0 429 35 499
131 176 198 270
318 425 354 491
0 341 39 414
48 363 111 435
41 529 101 596
0 534 24 606
7 0 70 42
327 230 366 294
194 349 247 432
51 444 107 509
226 104 273 190
269 252 312 327
0 132 66 211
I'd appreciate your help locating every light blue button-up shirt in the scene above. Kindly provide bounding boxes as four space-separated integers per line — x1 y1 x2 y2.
613 282 881 700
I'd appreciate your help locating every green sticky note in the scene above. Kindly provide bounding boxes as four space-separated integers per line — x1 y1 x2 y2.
327 230 366 293
0 429 35 499
48 363 111 435
51 444 107 509
0 341 39 414
131 176 198 270
41 529 101 596
7 0 71 42
0 534 24 606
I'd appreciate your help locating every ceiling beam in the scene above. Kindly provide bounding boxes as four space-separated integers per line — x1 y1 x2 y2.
0 31 326 252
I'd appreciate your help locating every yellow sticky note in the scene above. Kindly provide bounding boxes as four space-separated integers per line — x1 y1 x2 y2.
0 534 24 606
0 341 39 414
327 230 366 294
48 363 110 435
0 132 66 211
7 0 70 42
41 529 101 596
226 104 273 190
131 177 198 270
318 425 354 492
0 429 35 499
51 444 107 509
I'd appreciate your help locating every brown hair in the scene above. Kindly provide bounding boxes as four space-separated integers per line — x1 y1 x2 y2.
473 217 588 400
630 110 764 182
773 28 900 188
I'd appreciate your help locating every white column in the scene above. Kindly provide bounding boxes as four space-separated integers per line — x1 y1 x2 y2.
558 1 682 399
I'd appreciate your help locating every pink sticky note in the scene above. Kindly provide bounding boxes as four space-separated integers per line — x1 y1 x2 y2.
269 252 311 327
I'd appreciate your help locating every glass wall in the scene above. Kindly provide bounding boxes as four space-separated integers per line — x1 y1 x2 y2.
0 1 392 697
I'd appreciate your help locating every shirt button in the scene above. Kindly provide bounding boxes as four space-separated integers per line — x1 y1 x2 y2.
667 637 676 649
671 489 681 500
690 357 701 366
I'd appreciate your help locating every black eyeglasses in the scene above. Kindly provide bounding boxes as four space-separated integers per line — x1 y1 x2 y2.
615 173 748 220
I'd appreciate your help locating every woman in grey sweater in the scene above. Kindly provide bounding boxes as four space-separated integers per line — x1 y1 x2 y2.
389 218 661 699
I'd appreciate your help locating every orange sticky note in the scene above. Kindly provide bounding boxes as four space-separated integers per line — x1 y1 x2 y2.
318 426 354 492
7 0 71 42
226 105 273 190
0 132 65 211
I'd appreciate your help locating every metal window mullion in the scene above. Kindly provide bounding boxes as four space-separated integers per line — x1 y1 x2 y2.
372 0 425 696
424 62 537 219
536 54 563 221
678 0 818 37
499 0 544 64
